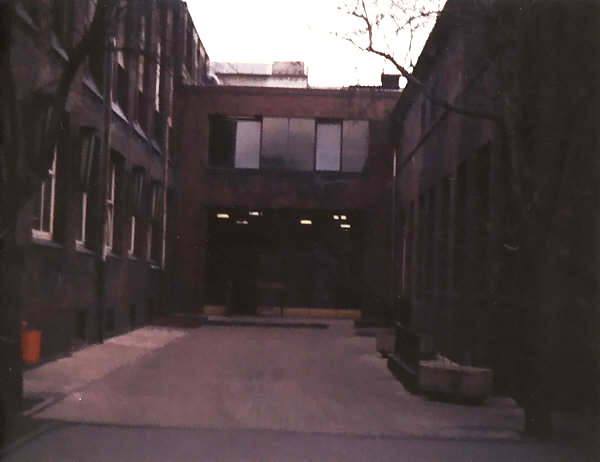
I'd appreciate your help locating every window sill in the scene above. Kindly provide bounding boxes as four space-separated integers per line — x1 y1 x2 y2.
75 243 96 256
151 140 163 156
111 102 129 124
15 4 39 31
132 122 148 141
31 237 62 249
51 34 69 61
83 76 103 101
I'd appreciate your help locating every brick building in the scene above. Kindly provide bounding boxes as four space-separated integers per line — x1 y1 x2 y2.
172 85 398 316
390 0 599 422
5 0 208 360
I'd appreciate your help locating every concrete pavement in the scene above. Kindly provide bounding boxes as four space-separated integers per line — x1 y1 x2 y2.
31 321 524 439
22 326 187 414
3 319 592 461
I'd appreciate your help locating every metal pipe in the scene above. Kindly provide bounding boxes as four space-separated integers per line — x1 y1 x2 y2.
96 34 114 343
390 148 398 313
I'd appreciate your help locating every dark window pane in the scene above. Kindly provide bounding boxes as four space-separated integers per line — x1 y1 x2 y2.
209 115 236 167
261 117 288 169
75 192 84 242
32 186 42 230
42 178 52 232
117 65 128 115
288 118 315 171
342 121 369 172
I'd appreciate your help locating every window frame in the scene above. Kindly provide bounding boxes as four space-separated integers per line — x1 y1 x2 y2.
208 115 370 173
75 191 88 248
32 148 57 241
105 160 116 252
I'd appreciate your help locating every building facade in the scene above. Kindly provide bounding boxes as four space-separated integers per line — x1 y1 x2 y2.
6 0 208 359
172 85 398 316
390 0 599 420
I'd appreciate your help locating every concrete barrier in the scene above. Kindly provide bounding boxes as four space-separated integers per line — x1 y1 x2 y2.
418 356 493 402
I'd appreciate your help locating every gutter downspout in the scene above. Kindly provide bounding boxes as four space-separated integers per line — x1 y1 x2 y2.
96 35 114 343
390 148 398 316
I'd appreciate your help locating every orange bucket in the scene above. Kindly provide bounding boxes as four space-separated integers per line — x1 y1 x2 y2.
21 329 42 364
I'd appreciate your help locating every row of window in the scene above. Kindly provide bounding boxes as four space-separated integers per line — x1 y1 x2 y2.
398 145 491 301
209 116 370 173
32 131 165 264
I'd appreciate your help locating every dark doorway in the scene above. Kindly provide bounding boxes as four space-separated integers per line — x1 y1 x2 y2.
206 207 363 314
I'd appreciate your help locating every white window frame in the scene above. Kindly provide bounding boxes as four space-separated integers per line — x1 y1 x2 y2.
76 191 88 248
32 148 57 240
105 161 116 251
129 215 136 256
155 42 161 112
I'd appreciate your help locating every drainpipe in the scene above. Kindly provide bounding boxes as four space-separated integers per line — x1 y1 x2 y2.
96 34 115 343
160 80 169 271
390 148 398 318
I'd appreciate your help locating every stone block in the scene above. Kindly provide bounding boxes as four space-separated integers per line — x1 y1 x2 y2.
458 366 493 401
418 356 493 402
418 361 461 395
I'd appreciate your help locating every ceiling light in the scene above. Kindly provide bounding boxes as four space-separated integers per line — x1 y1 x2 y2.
341 215 347 220
300 219 312 225
333 215 340 220
236 219 248 225
249 211 262 216
340 223 351 229
217 213 230 219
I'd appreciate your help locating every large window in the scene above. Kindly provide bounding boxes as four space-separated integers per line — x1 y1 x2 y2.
32 148 57 240
136 16 147 130
128 167 144 257
147 181 162 262
209 115 260 169
76 191 88 247
113 13 128 115
341 120 369 172
315 121 342 171
76 128 100 249
105 160 116 252
234 120 261 169
261 117 315 171
52 0 72 49
209 115 369 172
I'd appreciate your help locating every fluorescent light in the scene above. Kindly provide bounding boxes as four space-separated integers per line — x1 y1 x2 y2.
236 219 248 225
300 219 312 225
333 215 340 220
249 211 261 216
341 215 347 220
217 213 230 219
340 223 351 229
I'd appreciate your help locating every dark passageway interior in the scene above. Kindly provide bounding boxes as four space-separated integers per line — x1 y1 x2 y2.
206 208 363 314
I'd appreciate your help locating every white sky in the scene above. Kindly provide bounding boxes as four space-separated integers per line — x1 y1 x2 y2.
186 0 438 88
